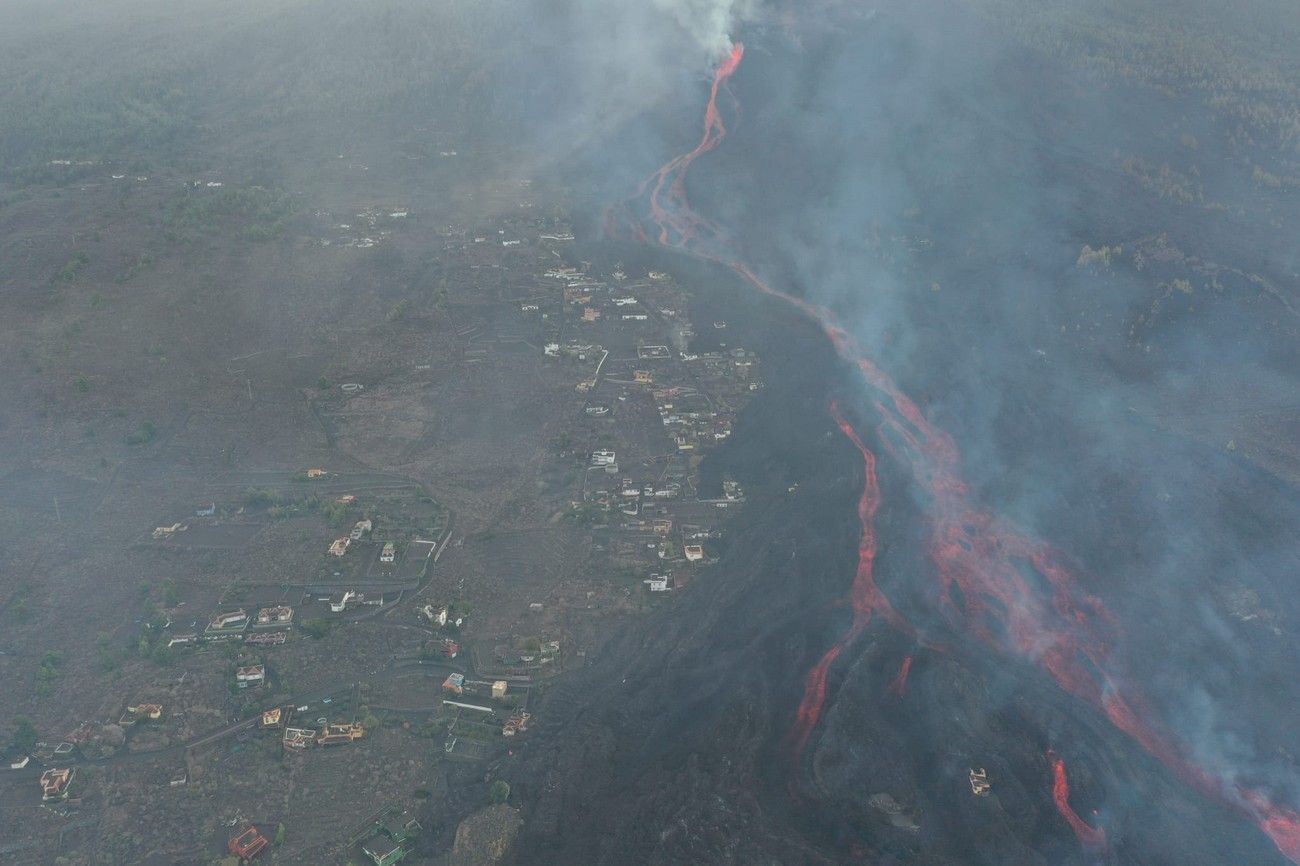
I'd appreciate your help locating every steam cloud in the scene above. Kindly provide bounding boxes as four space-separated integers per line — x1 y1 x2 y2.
650 0 757 59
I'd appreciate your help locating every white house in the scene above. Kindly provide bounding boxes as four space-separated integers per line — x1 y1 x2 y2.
236 665 265 687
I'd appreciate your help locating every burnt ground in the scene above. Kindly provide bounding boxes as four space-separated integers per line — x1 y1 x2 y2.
497 5 1300 865
2 2 1299 864
503 255 1295 866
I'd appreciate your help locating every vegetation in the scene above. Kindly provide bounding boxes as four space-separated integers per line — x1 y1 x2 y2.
96 634 122 673
244 487 322 519
489 779 511 804
124 420 157 446
36 650 64 695
299 618 331 639
162 185 295 243
564 502 606 527
982 0 1300 174
54 251 90 284
8 717 38 755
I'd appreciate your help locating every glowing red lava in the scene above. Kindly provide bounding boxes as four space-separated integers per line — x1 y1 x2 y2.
889 655 914 698
1049 751 1107 850
785 402 903 776
607 42 1300 864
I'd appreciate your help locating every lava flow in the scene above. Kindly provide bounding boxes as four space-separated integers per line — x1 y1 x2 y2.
888 655 913 698
785 401 905 780
607 42 1300 863
1050 752 1107 851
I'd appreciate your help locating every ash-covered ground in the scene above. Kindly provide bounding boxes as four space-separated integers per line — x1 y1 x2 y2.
505 2 1300 864
0 1 1296 863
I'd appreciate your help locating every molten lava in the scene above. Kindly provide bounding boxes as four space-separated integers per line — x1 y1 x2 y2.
889 655 913 698
1050 752 1107 850
785 402 903 778
608 41 1300 864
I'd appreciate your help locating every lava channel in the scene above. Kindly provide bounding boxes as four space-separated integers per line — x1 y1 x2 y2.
1050 751 1107 852
607 41 1300 864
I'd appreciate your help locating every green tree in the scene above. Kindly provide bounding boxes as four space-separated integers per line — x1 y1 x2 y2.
9 717 38 754
125 421 157 445
489 780 511 804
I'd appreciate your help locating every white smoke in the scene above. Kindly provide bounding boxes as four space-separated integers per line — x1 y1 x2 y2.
651 0 757 59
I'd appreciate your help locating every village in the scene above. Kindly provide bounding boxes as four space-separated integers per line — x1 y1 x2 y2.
0 193 760 864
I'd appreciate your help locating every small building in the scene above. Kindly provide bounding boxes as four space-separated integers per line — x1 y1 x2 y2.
330 590 358 613
633 369 653 384
645 576 670 592
121 703 163 725
261 707 283 728
283 727 316 750
491 681 508 700
305 468 328 478
443 673 465 695
358 811 421 866
502 711 531 737
168 633 198 647
40 768 74 801
229 827 269 860
362 835 406 866
255 605 294 626
208 609 249 632
684 545 705 562
329 537 351 557
336 494 357 505
380 542 396 563
195 502 216 517
317 722 365 746
419 604 448 627
581 307 601 322
349 519 373 541
591 450 616 466
236 664 266 688
135 703 162 719
245 631 288 646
